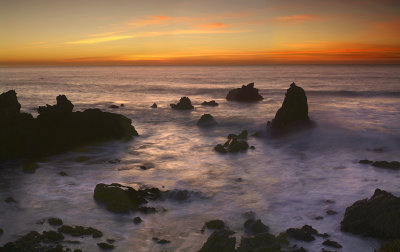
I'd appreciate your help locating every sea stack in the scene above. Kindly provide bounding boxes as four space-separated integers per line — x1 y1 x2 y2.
226 83 263 102
170 97 194 110
267 82 311 136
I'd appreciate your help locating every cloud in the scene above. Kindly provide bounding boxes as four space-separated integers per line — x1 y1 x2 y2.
127 15 177 27
65 35 134 45
197 22 228 29
272 14 321 24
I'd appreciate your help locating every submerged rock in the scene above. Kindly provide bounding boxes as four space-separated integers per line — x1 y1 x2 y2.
322 239 342 248
214 130 249 153
170 97 194 110
93 183 161 213
226 83 263 102
197 114 217 127
58 225 103 238
199 229 236 252
267 82 311 136
0 91 138 161
285 225 318 242
201 100 219 106
341 188 400 239
133 217 142 224
359 160 400 170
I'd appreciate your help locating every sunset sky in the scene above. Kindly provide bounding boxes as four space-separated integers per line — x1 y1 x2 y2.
1 0 400 65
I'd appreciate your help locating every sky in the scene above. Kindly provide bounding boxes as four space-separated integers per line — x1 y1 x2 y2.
1 0 400 65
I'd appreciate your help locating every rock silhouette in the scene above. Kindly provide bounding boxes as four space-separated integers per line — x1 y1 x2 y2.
201 100 219 106
267 82 311 136
226 83 263 102
170 97 194 110
0 90 138 161
197 114 217 127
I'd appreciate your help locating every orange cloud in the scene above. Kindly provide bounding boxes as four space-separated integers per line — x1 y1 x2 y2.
127 15 176 27
272 14 321 24
197 22 228 29
65 35 134 45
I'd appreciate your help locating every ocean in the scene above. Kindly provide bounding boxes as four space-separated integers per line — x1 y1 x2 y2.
0 65 400 251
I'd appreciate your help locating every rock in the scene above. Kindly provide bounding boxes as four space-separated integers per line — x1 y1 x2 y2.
267 82 311 136
109 105 119 109
108 159 121 164
48 217 63 226
133 217 142 224
42 230 64 242
322 239 342 248
170 97 194 110
120 104 124 107
97 242 115 249
214 130 249 153
199 230 236 252
0 91 138 161
58 225 103 238
244 219 269 235
157 239 170 244
341 188 400 239
197 114 217 127
201 220 226 233
106 239 115 243
285 225 317 242
5 197 17 203
74 156 90 162
93 183 161 213
59 171 68 176
22 161 40 173
0 228 3 235
359 159 373 164
314 216 324 220
201 100 219 106
151 103 157 108
0 90 21 117
214 144 227 154
376 239 400 252
226 83 263 102
326 210 338 215
250 146 255 150
359 159 400 169
237 232 281 252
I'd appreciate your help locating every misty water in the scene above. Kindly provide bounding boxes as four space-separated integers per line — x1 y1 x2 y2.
0 65 400 251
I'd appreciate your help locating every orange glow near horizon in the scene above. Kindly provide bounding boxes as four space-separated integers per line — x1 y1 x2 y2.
1 0 400 65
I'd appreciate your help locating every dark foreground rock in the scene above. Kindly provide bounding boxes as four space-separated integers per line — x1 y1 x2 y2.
197 114 217 127
0 230 65 251
214 130 249 153
0 90 138 161
322 239 342 248
376 239 400 252
359 160 400 170
285 225 317 242
201 100 219 106
341 189 400 239
58 225 103 238
267 83 311 136
48 217 63 226
226 83 263 102
170 97 194 110
97 242 115 249
199 230 236 252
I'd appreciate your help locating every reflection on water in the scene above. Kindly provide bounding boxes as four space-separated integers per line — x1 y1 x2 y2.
0 65 400 251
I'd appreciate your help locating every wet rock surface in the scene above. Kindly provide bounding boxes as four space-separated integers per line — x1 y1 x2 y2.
267 82 311 136
0 90 138 161
170 97 194 110
197 114 217 127
359 159 400 170
341 188 400 239
214 130 249 153
226 83 263 102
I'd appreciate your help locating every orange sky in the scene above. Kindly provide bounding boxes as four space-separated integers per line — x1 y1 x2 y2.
1 0 400 65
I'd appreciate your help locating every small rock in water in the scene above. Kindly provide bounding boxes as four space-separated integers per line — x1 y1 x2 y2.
201 100 219 106
5 197 17 203
42 230 64 242
107 239 115 243
133 217 142 224
359 159 400 170
58 225 103 238
170 97 194 110
322 239 343 248
314 216 324 220
151 103 157 108
0 228 3 235
59 171 68 176
48 217 63 226
22 161 39 173
235 178 243 182
108 159 121 164
197 114 217 127
202 220 226 233
285 225 317 242
326 210 338 215
120 104 124 107
226 83 263 102
109 105 119 109
214 130 249 153
97 242 115 249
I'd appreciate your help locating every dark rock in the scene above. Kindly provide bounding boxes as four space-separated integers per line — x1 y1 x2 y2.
163 189 203 201
237 232 281 252
0 91 138 161
93 183 161 213
170 97 194 110
133 217 142 224
48 217 63 226
109 105 119 109
376 239 400 252
214 144 227 153
326 210 338 215
250 146 255 150
42 230 64 242
215 130 249 153
74 156 90 162
202 220 226 233
314 216 324 220
199 230 236 252
106 239 115 243
5 197 17 203
157 239 170 244
0 90 21 117
59 171 68 176
197 114 217 127
244 219 269 235
359 159 373 164
120 104 124 107
58 225 102 238
286 225 317 242
226 83 263 102
22 161 40 173
235 178 243 182
372 161 400 170
108 159 121 164
267 82 311 136
322 239 342 248
341 188 400 239
151 103 157 108
0 228 3 235
97 242 114 249
201 100 219 106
